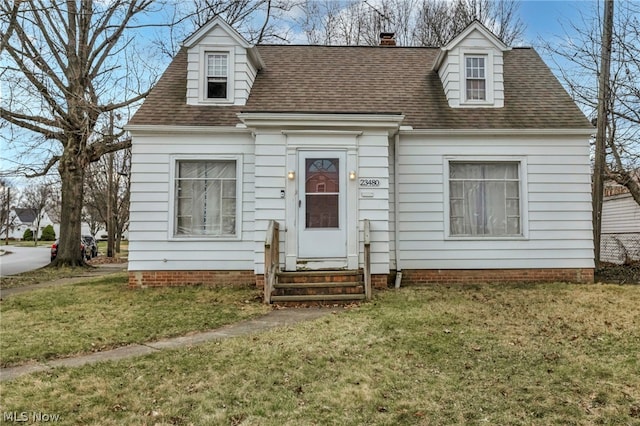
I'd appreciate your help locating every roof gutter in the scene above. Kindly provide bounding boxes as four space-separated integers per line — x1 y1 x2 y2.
399 128 595 136
237 112 405 132
432 48 447 72
124 124 251 134
248 46 266 70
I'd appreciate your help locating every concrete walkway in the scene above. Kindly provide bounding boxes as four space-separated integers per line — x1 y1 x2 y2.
0 307 340 382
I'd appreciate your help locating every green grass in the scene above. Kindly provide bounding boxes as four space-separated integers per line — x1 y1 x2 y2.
1 242 129 290
96 240 128 257
0 265 100 290
0 274 269 367
2 282 639 425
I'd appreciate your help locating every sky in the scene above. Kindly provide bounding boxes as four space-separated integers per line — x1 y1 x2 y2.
0 1 603 189
519 1 596 46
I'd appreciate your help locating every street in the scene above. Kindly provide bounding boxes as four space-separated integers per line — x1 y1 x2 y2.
0 245 52 276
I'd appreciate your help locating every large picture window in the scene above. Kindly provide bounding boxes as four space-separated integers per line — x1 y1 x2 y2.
175 160 237 237
449 162 521 237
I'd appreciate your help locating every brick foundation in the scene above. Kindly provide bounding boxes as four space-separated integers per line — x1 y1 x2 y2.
128 270 255 288
129 268 594 289
401 268 594 285
372 274 388 289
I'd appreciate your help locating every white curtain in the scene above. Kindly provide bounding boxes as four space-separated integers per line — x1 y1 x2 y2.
450 163 519 236
176 161 236 236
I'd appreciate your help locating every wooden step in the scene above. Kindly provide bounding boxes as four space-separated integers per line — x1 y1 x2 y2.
270 294 366 303
278 270 361 277
270 270 366 305
277 270 362 284
274 281 361 289
272 283 364 297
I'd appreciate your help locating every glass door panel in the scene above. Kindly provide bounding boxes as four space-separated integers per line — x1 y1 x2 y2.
305 158 339 228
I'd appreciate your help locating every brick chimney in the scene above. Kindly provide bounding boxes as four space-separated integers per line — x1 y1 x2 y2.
379 32 396 46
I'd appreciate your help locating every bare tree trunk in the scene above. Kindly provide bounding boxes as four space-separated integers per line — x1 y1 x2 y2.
55 151 86 266
593 0 614 268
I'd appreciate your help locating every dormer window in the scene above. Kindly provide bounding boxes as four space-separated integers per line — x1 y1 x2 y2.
183 18 264 106
206 53 228 99
433 21 508 108
465 55 486 101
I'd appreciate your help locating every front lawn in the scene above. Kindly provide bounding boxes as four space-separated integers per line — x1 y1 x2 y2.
2 282 639 425
0 265 115 290
0 274 269 367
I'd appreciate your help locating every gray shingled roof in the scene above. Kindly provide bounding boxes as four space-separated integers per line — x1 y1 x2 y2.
14 208 37 224
130 45 592 129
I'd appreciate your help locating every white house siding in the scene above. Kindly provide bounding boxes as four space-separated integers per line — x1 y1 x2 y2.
253 131 287 275
395 132 594 270
388 137 397 270
438 57 459 107
602 193 640 233
128 130 256 271
186 26 259 106
357 132 391 274
601 193 640 264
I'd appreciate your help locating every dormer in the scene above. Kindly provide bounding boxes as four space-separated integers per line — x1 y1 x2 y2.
182 17 265 106
433 21 510 108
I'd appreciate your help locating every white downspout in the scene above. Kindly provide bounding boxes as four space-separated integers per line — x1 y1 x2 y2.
393 131 402 289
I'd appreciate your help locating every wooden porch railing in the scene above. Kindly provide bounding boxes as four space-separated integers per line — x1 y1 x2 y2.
363 219 372 300
264 220 280 304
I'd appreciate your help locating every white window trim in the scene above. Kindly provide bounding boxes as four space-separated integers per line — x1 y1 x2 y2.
443 156 529 240
169 154 243 241
199 45 235 104
459 49 494 106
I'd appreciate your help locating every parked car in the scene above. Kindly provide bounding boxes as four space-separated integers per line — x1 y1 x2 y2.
51 240 87 262
82 235 98 258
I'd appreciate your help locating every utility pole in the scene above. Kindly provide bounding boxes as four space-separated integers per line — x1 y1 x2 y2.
4 187 9 245
107 112 115 258
592 0 614 268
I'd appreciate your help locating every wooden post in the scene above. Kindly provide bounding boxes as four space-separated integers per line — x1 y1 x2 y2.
363 219 371 300
264 220 279 304
264 221 273 304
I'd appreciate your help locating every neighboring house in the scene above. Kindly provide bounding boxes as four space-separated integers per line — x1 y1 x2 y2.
126 18 595 295
7 208 55 240
48 207 127 242
601 191 640 264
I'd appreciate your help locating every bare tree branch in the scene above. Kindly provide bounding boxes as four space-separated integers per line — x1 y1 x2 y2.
0 0 21 53
88 138 132 163
25 155 61 178
1 0 157 266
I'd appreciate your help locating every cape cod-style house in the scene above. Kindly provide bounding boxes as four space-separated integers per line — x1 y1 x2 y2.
126 18 594 303
5 208 55 240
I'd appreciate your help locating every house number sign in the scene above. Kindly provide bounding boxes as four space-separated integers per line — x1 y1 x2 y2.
359 178 380 187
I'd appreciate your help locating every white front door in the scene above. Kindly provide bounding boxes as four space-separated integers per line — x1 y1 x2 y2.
297 151 347 259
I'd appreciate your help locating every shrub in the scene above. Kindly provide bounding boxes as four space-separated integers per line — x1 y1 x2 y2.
22 228 34 241
41 225 56 241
